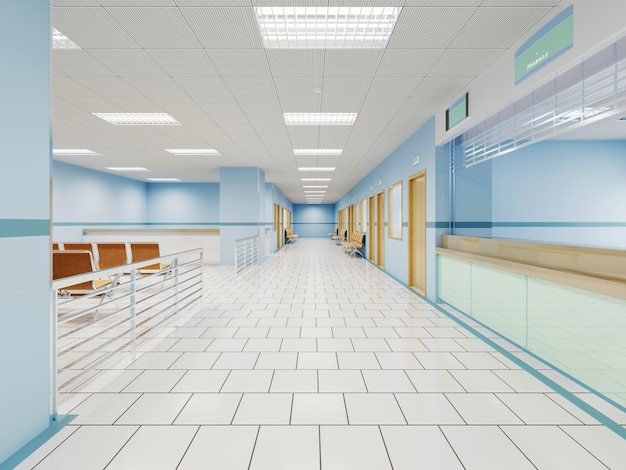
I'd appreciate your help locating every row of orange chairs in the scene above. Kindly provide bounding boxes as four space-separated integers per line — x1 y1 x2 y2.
52 242 169 304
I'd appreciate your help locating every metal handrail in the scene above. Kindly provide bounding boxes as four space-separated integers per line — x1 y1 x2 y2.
50 247 204 421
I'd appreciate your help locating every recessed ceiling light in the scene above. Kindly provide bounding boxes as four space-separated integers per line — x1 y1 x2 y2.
298 167 335 172
303 185 328 188
53 149 100 155
304 190 326 193
147 178 181 182
301 178 331 182
106 167 150 172
294 149 343 155
165 149 221 155
52 28 80 49
93 113 181 126
284 113 357 126
255 6 402 49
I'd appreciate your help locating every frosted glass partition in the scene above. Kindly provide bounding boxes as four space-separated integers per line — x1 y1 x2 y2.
437 255 472 313
527 279 626 406
437 253 626 409
472 264 527 347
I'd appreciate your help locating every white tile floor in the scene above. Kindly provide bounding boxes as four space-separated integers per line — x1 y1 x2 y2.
18 238 626 469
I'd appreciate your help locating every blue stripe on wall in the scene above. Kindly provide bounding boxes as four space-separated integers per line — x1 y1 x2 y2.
0 219 49 238
426 221 626 229
53 222 272 227
493 222 626 227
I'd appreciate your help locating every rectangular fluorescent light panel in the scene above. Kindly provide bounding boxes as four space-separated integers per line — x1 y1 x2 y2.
298 167 335 172
255 7 402 49
301 178 331 181
93 113 181 126
53 149 100 156
304 190 326 193
52 28 80 49
294 149 343 155
284 113 357 126
106 167 150 172
147 178 181 182
303 185 328 188
165 149 221 155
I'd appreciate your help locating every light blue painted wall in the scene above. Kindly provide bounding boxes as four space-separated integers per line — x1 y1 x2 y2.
0 1 51 463
147 183 219 226
453 138 493 238
53 162 147 240
293 204 336 238
219 167 265 265
491 140 626 249
337 118 443 299
265 183 294 253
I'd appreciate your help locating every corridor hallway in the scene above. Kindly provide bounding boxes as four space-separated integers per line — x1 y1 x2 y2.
20 239 626 469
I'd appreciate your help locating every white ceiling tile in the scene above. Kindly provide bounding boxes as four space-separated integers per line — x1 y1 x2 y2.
105 7 202 48
410 76 473 101
88 49 167 76
429 48 506 77
377 49 443 77
387 7 476 48
266 50 324 77
52 50 115 76
147 49 219 76
449 7 553 48
482 0 560 5
99 0 176 5
72 76 145 98
180 7 264 48
52 0 100 5
404 0 480 5
207 49 271 76
51 7 140 48
323 50 385 76
177 0 252 5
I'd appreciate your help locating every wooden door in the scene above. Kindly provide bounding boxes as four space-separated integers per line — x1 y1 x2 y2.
409 171 427 295
376 191 385 268
368 195 375 260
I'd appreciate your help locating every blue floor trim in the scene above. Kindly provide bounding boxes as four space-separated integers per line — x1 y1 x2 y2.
363 258 626 440
430 303 626 440
0 415 76 470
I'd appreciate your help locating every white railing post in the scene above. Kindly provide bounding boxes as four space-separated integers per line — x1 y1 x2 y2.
130 269 136 361
50 288 58 420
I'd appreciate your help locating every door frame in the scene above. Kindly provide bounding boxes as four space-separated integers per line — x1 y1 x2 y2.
408 170 427 295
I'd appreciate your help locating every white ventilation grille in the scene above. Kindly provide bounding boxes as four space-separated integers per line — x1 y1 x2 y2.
463 40 626 167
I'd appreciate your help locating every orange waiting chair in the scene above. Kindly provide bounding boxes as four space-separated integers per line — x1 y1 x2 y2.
52 250 116 320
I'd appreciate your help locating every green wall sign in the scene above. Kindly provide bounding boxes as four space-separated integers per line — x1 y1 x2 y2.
446 92 469 131
515 5 573 85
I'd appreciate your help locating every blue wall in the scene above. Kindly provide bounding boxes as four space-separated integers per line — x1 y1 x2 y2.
337 118 445 299
219 167 266 265
293 204 335 237
53 161 147 240
490 140 626 249
147 183 219 227
0 0 52 463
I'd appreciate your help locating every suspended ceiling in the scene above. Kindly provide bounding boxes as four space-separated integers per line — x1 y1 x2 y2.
51 0 568 203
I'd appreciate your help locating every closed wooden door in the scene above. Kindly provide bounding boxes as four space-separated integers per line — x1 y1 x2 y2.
409 171 426 294
368 195 375 260
376 191 385 268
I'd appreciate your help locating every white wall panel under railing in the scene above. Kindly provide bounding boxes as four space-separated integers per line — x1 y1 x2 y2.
82 228 220 264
